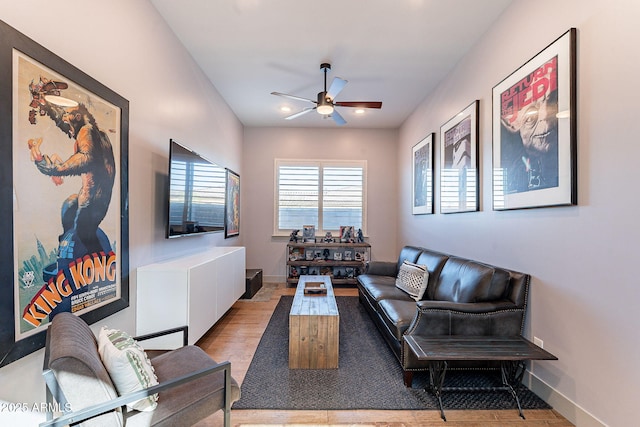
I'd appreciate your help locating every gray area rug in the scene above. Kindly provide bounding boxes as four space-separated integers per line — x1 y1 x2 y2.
232 296 551 411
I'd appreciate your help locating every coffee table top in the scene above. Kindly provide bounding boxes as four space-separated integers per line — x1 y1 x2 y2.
290 275 338 317
404 335 557 361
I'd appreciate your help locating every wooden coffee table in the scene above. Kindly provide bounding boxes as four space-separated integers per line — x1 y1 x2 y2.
404 335 557 421
289 275 339 369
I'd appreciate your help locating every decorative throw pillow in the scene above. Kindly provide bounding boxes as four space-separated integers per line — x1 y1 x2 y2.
395 260 429 301
97 327 159 412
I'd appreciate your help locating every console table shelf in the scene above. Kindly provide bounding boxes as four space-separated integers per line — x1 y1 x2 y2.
286 242 370 287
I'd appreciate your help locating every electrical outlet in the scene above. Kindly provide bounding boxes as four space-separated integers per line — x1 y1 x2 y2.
533 336 544 348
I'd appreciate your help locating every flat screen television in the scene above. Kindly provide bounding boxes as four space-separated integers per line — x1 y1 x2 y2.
166 139 226 238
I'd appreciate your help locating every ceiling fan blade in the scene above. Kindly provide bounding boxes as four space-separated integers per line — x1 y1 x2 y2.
326 77 348 101
285 107 316 120
331 109 347 126
334 101 382 109
271 92 317 104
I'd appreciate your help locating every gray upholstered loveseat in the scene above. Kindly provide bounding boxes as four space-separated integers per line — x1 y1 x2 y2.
41 312 240 427
357 246 530 386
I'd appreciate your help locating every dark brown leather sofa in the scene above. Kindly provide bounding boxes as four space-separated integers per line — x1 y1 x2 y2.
357 246 530 386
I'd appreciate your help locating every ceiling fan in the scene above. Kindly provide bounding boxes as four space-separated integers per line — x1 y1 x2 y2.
271 63 382 126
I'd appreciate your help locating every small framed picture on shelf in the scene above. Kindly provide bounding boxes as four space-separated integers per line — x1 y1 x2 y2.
340 225 355 243
305 250 314 260
303 225 316 242
333 252 343 261
344 250 352 261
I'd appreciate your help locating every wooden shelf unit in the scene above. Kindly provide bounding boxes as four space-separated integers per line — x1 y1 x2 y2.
286 242 371 287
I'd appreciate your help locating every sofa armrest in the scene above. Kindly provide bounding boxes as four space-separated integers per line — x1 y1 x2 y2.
406 300 525 337
365 261 398 277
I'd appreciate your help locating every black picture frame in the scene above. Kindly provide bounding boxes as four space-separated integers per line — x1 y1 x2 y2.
439 100 480 214
492 28 577 210
412 133 434 215
0 20 129 367
224 168 240 238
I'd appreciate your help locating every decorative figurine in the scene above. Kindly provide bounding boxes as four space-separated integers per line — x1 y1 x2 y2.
323 231 334 243
289 229 300 242
357 228 364 243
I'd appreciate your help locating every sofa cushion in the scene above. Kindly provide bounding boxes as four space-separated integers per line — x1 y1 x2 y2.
415 249 449 295
430 257 501 303
395 261 429 301
377 299 418 341
395 246 423 272
358 274 414 302
488 267 511 300
98 327 159 412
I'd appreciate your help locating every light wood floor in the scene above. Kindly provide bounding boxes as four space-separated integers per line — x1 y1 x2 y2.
194 284 574 427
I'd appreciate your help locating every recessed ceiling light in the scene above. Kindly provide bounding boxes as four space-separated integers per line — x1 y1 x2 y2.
354 109 365 115
280 106 291 112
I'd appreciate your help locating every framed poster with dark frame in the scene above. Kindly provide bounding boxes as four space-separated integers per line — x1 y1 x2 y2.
224 168 240 238
412 133 434 215
492 28 577 210
0 20 129 367
440 100 479 214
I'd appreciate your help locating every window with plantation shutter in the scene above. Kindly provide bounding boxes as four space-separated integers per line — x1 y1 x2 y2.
275 159 366 235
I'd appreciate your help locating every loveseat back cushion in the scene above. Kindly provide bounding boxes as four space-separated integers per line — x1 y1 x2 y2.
47 312 123 427
430 257 506 303
415 250 449 295
396 246 423 272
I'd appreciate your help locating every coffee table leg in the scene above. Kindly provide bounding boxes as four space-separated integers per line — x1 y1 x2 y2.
428 360 448 422
501 360 527 419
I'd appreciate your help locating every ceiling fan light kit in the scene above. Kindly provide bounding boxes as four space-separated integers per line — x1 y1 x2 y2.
271 62 382 125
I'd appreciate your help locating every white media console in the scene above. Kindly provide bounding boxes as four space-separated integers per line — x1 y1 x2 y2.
136 246 246 349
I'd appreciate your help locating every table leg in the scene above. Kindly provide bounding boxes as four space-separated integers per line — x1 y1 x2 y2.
500 360 527 419
428 360 448 422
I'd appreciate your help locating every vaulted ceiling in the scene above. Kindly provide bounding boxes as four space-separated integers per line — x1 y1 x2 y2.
151 0 514 128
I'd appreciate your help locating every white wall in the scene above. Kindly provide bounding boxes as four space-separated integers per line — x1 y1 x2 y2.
0 0 243 405
243 127 398 280
399 0 639 425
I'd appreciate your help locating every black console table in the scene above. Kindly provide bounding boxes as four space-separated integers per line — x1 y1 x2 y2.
404 335 557 421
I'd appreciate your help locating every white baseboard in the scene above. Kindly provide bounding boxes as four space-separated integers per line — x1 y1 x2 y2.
264 275 286 283
524 372 607 427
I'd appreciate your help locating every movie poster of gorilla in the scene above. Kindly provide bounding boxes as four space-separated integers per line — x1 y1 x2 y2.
13 51 122 339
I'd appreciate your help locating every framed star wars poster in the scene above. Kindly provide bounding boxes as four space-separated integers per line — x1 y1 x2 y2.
412 133 434 215
492 28 577 210
440 100 479 214
0 20 129 367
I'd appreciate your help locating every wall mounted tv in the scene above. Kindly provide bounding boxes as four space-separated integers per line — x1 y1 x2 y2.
166 139 226 238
